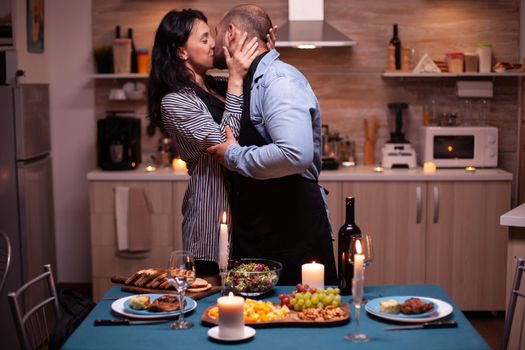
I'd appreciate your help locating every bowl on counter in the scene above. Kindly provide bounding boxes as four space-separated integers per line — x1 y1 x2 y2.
225 258 282 297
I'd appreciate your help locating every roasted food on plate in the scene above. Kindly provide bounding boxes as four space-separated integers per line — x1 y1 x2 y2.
147 295 184 312
399 297 434 314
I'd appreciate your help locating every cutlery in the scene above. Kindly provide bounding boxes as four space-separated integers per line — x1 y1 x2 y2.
385 320 457 331
94 319 171 326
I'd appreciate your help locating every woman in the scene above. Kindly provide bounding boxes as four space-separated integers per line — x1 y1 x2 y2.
148 9 263 275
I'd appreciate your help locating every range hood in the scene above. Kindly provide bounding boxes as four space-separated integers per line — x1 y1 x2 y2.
275 0 356 49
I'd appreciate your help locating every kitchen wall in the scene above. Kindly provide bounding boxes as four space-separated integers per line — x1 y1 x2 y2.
92 0 521 179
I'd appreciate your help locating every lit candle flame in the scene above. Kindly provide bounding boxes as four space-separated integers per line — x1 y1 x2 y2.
222 212 227 224
228 292 234 298
356 239 363 254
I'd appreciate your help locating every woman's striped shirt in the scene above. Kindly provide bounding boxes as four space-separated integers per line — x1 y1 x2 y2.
161 86 242 262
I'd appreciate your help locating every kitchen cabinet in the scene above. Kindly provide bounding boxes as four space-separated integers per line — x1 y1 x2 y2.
339 180 510 310
89 181 181 301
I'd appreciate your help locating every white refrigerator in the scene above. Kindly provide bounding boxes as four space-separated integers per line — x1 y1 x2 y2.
0 82 56 349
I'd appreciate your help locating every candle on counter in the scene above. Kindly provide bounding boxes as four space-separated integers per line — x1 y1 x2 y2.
423 161 437 174
352 239 365 303
219 212 229 270
172 158 187 172
373 166 384 173
217 292 245 339
465 166 476 173
145 165 156 172
301 261 324 289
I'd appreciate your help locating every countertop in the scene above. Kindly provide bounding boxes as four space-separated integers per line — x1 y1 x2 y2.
500 202 525 227
87 165 512 182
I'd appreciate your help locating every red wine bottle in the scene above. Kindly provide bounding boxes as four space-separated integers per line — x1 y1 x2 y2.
337 197 361 295
128 28 138 73
389 24 401 70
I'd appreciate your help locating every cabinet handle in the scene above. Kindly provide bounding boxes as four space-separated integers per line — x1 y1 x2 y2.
433 186 440 224
416 186 422 224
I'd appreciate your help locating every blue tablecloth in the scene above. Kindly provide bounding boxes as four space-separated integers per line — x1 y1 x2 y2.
62 284 489 350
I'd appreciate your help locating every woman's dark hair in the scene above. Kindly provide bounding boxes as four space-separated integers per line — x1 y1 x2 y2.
148 9 207 131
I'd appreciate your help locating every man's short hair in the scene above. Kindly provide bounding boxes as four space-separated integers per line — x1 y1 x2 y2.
220 4 272 42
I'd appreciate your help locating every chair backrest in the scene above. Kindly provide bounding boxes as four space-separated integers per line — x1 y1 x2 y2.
501 258 525 350
8 264 61 350
0 230 11 293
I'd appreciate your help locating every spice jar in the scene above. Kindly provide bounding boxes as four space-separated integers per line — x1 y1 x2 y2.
137 49 150 74
446 52 464 73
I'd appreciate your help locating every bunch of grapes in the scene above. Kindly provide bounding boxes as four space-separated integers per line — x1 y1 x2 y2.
278 284 342 312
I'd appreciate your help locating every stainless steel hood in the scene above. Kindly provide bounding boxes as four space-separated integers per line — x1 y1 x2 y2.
275 0 356 48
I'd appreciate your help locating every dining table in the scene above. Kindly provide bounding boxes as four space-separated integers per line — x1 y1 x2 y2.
61 283 490 350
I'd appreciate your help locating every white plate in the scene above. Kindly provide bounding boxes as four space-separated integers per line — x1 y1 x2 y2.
208 326 256 342
111 294 197 319
365 296 453 323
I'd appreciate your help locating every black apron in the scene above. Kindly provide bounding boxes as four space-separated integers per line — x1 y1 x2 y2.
228 54 337 285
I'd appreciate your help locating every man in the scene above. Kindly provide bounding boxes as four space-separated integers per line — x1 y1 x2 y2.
208 4 336 285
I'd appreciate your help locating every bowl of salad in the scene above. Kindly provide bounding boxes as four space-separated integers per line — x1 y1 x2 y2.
225 259 282 297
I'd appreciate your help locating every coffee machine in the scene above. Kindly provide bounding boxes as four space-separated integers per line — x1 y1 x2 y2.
381 103 417 168
97 111 141 170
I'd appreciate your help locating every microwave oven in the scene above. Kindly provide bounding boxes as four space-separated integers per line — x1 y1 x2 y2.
416 126 498 168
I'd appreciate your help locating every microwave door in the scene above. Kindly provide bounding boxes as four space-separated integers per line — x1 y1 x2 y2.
433 135 475 160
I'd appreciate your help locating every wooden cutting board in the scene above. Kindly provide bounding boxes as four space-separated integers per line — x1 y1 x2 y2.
201 303 351 328
111 275 221 301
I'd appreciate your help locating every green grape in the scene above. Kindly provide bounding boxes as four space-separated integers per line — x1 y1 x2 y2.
294 304 302 311
304 292 312 299
326 287 334 294
304 299 312 308
290 298 297 306
331 300 339 307
295 293 304 300
316 302 324 309
333 288 341 295
297 298 305 306
326 294 334 303
311 296 319 304
334 295 341 303
316 288 324 294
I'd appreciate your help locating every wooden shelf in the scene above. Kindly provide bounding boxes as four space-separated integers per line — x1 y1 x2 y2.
91 73 148 79
382 71 525 78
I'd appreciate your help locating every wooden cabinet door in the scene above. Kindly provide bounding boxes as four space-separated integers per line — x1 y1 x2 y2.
426 181 510 310
342 182 427 285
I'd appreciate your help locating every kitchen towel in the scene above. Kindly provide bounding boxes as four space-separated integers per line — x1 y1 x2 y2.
114 186 153 254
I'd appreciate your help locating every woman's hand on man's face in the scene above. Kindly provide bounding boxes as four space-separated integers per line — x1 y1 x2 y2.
225 31 259 81
266 25 278 50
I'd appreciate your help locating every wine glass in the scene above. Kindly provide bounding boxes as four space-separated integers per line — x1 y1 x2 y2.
349 234 374 302
168 250 196 329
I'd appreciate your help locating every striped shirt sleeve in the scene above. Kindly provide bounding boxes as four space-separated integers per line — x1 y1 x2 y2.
161 90 243 151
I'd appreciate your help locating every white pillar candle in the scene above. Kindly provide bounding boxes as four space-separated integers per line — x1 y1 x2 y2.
301 262 324 289
423 161 437 174
172 158 187 172
217 292 245 339
352 239 365 302
219 212 229 269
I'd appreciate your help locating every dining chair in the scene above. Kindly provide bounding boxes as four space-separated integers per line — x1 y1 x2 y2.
8 264 61 350
501 258 525 350
0 230 11 293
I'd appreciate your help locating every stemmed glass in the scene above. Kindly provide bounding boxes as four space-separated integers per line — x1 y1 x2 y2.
168 250 196 329
344 237 370 343
349 234 374 301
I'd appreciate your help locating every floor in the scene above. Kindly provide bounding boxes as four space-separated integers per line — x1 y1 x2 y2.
465 311 505 350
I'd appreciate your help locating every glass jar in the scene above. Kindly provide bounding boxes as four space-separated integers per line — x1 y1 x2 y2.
476 43 492 73
446 52 464 73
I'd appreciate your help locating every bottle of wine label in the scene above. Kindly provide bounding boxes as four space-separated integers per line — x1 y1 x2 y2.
337 196 361 295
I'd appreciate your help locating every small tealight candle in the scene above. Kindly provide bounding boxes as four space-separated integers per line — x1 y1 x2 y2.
301 261 324 289
218 212 229 270
145 165 156 172
172 158 187 173
465 166 476 173
423 161 437 174
373 166 384 173
217 292 245 339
